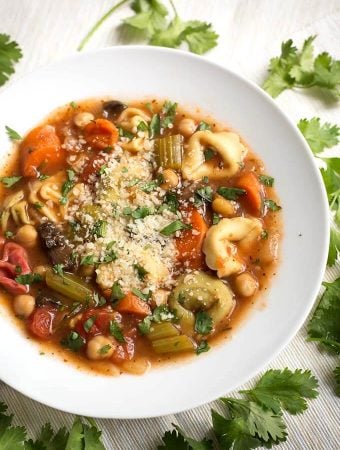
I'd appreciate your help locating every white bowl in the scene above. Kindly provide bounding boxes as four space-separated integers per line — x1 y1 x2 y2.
0 46 329 418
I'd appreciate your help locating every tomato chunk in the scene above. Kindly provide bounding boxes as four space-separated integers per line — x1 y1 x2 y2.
28 306 57 339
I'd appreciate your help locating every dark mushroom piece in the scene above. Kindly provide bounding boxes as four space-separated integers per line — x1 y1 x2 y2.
102 100 127 120
38 221 74 270
36 290 63 308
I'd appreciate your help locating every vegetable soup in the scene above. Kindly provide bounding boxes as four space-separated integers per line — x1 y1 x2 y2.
0 99 281 375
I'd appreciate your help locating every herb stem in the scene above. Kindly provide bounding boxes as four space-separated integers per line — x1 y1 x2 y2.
77 0 130 51
169 0 178 16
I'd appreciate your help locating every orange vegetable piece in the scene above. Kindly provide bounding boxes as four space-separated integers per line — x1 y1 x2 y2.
236 172 263 216
83 118 119 150
115 292 151 317
176 206 208 269
20 125 65 177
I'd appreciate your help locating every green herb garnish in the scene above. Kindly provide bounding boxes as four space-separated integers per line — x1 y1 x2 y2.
15 273 42 285
160 220 192 236
109 320 125 343
217 186 246 200
259 175 275 187
0 175 22 188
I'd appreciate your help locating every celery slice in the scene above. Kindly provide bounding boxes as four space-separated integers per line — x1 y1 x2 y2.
147 322 180 341
151 335 195 354
46 269 93 303
154 134 183 169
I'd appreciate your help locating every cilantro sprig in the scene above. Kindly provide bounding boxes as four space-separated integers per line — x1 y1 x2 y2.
263 36 340 99
298 117 340 265
0 34 22 87
159 368 318 450
0 402 106 449
78 0 218 55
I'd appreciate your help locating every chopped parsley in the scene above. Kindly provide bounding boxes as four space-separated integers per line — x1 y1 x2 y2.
259 174 275 187
162 190 179 213
137 120 149 132
60 169 76 205
70 101 78 109
98 164 108 176
133 263 148 281
52 264 64 277
110 281 125 303
91 220 108 238
80 254 97 266
149 113 161 138
161 100 177 129
217 186 246 200
124 206 154 220
204 148 215 161
92 292 106 307
4 230 13 238
118 127 134 140
61 331 85 352
0 176 22 188
196 340 210 355
197 121 211 131
195 186 213 206
109 320 125 343
140 178 161 193
15 273 42 285
33 202 43 209
212 213 221 225
195 311 213 335
83 316 96 333
102 250 117 263
160 220 192 236
261 230 269 240
131 287 151 301
38 173 49 181
5 125 21 141
264 199 282 211
98 344 112 355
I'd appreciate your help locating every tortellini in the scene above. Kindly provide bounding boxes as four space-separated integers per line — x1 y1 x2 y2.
28 171 67 222
169 271 235 335
120 137 146 153
117 107 151 132
202 217 263 277
1 190 32 231
182 131 247 180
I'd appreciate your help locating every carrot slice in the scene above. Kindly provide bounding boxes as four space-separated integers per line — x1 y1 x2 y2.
115 292 151 317
236 172 263 216
176 206 208 269
20 125 65 177
83 118 119 150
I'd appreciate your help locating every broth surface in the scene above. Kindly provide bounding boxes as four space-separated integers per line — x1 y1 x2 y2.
0 98 282 375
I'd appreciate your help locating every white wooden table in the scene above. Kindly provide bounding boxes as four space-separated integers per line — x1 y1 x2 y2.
1 1 339 448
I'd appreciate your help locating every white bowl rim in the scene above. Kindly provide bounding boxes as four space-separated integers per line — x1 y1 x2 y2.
0 45 329 418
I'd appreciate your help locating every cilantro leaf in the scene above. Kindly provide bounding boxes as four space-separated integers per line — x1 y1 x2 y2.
60 169 76 205
334 366 340 396
217 186 246 201
258 175 274 187
194 311 213 335
241 368 318 414
160 220 192 236
328 226 340 266
65 418 84 450
29 422 69 450
219 398 287 446
133 263 148 280
124 0 168 36
196 340 210 355
0 34 22 87
150 15 218 55
15 273 42 285
307 278 340 354
298 118 340 154
263 35 340 99
0 426 26 449
0 175 22 188
158 424 212 450
212 409 261 450
109 320 125 343
61 331 85 352
181 20 218 55
5 126 22 141
83 423 106 450
110 281 125 302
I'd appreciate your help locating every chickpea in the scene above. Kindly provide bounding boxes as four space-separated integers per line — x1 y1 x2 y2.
234 272 258 297
86 335 115 361
34 264 49 280
178 118 197 137
160 169 179 190
15 224 38 248
73 112 94 128
13 295 35 318
212 195 236 217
